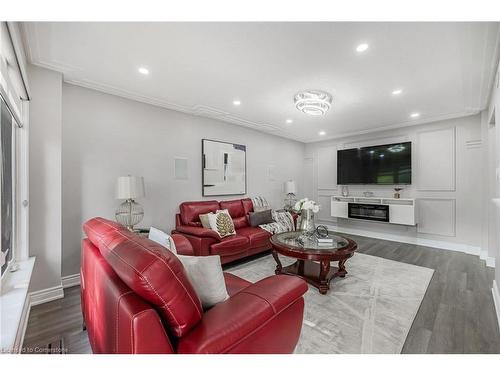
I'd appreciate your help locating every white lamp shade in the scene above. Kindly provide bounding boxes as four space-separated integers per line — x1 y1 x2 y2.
284 180 297 194
116 176 145 199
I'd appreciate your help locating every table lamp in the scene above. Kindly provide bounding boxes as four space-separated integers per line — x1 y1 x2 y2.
115 175 145 231
284 180 297 211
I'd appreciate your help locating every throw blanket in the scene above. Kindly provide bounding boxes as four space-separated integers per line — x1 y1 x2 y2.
250 196 294 234
251 196 269 208
259 210 295 234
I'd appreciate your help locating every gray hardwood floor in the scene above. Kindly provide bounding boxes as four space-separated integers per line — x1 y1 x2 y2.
22 234 500 354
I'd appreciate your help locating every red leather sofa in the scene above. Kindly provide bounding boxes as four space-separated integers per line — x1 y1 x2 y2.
172 198 274 264
81 217 307 354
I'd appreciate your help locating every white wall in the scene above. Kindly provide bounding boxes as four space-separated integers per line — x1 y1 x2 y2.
304 115 483 251
27 65 62 291
483 60 500 286
61 83 305 277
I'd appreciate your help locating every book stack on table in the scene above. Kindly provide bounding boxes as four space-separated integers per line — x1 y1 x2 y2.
317 237 334 246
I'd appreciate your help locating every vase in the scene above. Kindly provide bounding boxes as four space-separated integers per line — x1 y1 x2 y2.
299 209 316 234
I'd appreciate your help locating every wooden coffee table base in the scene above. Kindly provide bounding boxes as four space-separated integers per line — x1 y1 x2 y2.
272 251 348 294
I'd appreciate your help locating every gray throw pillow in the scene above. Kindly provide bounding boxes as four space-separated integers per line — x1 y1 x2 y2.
249 209 274 227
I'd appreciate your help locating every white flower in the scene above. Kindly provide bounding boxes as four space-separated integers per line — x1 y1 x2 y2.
294 198 320 213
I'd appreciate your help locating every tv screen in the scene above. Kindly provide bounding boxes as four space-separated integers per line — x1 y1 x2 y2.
337 142 412 185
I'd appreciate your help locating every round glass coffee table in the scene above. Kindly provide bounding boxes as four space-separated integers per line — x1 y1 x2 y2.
270 231 357 294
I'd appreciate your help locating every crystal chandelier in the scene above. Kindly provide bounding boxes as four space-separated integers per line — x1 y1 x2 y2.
294 90 333 116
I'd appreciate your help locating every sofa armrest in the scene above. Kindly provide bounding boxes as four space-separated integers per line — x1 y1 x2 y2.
171 234 194 256
175 225 221 241
177 275 307 354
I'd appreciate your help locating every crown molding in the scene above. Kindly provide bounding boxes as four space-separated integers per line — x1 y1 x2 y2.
20 21 489 145
301 110 480 143
480 23 500 109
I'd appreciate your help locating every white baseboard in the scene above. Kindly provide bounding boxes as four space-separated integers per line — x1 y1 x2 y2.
325 224 494 266
62 273 80 289
29 285 64 307
492 281 500 332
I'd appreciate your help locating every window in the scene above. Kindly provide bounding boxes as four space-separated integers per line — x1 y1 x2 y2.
1 96 16 276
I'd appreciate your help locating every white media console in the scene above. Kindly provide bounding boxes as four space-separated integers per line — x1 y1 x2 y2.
331 196 416 226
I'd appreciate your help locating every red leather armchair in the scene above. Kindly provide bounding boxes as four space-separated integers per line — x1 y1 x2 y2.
172 198 275 264
81 217 307 354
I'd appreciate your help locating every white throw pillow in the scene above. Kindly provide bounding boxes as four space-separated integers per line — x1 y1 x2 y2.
148 227 177 254
177 255 229 309
198 213 211 228
148 227 228 309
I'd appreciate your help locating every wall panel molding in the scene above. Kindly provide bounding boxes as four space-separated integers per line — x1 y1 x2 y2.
417 198 456 236
417 127 456 191
317 146 337 190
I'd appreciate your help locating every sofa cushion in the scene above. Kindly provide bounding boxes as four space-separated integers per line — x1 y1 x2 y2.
83 217 203 338
223 273 252 296
210 234 249 257
83 217 124 248
236 227 271 249
180 200 220 226
220 199 248 229
219 199 245 217
241 198 254 215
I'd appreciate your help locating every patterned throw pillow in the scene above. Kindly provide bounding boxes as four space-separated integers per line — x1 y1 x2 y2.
208 209 236 238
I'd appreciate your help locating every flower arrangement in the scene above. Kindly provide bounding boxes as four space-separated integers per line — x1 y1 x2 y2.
294 198 320 213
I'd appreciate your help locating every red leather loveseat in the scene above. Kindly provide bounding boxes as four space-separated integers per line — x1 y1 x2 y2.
172 198 274 264
81 217 307 354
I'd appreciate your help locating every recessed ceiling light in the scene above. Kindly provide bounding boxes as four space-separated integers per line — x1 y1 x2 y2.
319 131 326 136
286 119 293 124
392 89 403 95
294 90 333 116
410 112 420 118
138 67 149 75
356 43 369 53
233 100 241 106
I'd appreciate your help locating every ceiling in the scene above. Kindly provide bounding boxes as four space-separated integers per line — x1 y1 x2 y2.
21 22 500 143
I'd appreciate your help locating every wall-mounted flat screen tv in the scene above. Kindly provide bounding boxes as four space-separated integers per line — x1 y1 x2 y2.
337 142 412 185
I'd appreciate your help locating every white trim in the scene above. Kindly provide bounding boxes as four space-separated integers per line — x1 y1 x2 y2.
480 249 496 268
62 273 80 289
6 22 31 99
13 292 31 353
29 285 64 307
15 99 29 262
1 257 35 353
325 223 485 257
492 281 500 332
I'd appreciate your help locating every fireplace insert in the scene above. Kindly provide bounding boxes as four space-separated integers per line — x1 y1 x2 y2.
348 203 389 222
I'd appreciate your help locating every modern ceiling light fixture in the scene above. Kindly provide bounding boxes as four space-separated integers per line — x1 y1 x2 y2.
294 90 333 116
356 43 369 52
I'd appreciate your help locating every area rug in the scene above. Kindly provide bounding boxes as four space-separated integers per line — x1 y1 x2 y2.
227 253 434 354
